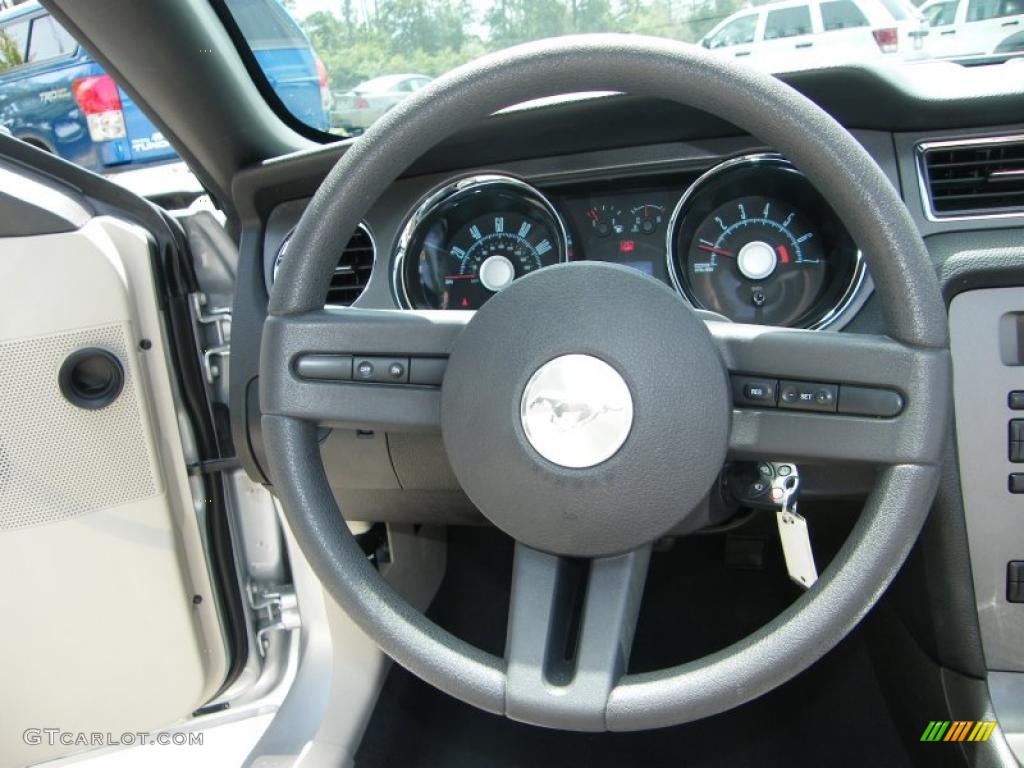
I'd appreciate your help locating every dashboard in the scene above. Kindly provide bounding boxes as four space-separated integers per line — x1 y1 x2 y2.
270 151 870 331
240 77 1024 527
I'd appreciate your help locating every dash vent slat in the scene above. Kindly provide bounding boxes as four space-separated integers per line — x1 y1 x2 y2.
920 137 1024 218
326 225 374 306
272 224 374 307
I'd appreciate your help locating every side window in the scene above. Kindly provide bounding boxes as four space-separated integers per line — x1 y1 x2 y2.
705 14 758 48
764 6 813 39
967 0 1019 19
0 19 29 72
223 0 309 48
821 0 870 29
27 15 76 63
878 0 912 19
397 79 415 92
924 0 958 25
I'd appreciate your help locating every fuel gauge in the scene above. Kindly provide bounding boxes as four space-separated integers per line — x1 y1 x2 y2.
586 204 624 238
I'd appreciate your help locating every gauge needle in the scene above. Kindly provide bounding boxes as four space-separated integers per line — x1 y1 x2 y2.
697 244 734 257
444 274 476 280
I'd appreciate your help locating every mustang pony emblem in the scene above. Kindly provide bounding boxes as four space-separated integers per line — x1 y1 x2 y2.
527 395 625 431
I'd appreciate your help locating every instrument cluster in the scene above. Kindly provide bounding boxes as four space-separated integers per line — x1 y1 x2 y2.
391 153 867 329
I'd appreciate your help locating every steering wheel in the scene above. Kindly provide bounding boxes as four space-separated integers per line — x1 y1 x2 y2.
261 35 950 731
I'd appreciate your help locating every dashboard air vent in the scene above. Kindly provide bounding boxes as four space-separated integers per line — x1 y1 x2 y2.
326 224 375 306
272 223 375 307
920 137 1024 218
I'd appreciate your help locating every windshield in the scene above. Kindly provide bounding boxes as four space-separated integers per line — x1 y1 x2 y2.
224 0 1024 137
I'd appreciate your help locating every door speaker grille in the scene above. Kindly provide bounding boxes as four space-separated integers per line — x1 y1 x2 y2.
0 324 157 530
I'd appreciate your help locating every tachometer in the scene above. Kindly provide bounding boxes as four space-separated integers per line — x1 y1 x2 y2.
668 155 866 329
396 175 568 310
686 195 827 326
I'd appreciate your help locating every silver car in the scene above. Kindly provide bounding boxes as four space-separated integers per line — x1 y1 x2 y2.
331 73 432 133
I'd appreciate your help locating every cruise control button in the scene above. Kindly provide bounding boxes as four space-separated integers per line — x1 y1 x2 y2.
355 360 375 380
778 380 838 413
353 357 411 384
731 376 778 408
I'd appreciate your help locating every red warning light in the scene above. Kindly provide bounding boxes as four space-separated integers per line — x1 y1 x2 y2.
460 297 470 308
618 240 636 254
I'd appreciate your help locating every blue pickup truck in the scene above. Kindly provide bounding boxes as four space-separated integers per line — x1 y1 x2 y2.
0 0 329 174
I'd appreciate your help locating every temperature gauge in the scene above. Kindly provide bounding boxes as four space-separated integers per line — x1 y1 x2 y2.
630 203 665 235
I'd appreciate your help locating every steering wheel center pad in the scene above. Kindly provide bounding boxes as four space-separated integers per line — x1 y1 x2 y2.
442 262 730 557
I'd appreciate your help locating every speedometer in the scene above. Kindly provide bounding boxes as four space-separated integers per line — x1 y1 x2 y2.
395 175 568 310
668 155 866 329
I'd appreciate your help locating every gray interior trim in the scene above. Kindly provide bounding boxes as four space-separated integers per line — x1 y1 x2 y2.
949 287 1024 673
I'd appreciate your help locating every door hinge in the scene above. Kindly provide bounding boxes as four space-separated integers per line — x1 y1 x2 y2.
248 583 300 657
190 292 231 383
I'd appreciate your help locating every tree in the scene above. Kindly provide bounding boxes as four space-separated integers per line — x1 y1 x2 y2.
570 0 613 32
376 0 470 53
0 28 23 72
486 0 569 46
301 0 756 111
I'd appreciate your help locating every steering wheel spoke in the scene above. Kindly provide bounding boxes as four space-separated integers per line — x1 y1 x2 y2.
260 307 469 430
712 322 950 465
505 543 650 730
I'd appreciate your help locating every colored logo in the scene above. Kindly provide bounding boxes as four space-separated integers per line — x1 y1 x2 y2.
920 721 997 742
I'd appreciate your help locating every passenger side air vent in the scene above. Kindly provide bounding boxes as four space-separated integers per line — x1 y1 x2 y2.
272 223 375 307
920 137 1024 218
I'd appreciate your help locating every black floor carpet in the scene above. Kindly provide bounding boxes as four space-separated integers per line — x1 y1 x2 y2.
355 522 912 768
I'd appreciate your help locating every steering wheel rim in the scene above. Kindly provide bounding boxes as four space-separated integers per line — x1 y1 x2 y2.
261 35 951 731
